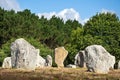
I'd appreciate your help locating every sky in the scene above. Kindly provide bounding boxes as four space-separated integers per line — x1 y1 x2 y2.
0 0 120 24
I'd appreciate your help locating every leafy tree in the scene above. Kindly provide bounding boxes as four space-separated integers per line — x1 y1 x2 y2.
84 12 120 63
0 7 120 67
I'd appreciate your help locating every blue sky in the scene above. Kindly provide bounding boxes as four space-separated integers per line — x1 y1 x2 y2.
0 0 120 24
17 0 120 19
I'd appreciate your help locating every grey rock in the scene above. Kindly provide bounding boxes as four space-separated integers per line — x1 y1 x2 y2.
36 55 46 68
2 57 12 68
84 45 115 73
118 60 120 69
11 38 39 70
35 49 46 68
45 55 52 67
74 51 86 67
74 53 79 66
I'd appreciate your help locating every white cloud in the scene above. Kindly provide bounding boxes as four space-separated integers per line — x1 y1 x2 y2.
81 18 89 24
57 8 80 22
37 8 88 25
0 0 20 11
101 9 115 14
38 12 56 20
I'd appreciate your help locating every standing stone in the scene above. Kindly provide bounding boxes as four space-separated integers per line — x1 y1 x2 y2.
36 49 46 68
118 60 120 69
74 51 86 67
55 47 68 67
11 38 39 70
84 45 115 73
36 55 46 68
2 57 11 68
45 55 52 67
74 53 79 66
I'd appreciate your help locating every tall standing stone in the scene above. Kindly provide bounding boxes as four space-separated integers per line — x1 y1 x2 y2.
84 45 115 73
11 38 39 70
55 47 68 67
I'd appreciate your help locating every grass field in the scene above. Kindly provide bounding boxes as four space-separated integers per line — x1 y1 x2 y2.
0 67 120 80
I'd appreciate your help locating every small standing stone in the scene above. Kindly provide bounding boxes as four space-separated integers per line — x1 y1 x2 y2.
118 60 120 69
36 55 46 68
2 57 11 68
74 51 86 67
45 55 52 67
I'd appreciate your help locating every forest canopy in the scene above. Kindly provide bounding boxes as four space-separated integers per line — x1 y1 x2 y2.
0 7 120 66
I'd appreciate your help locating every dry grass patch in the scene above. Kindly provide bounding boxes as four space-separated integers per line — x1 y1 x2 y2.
0 67 120 80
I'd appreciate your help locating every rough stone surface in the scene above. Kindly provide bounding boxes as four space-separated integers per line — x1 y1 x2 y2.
2 57 12 68
74 53 79 66
11 38 39 70
74 51 86 67
55 47 68 67
118 60 120 69
84 45 115 73
45 55 52 67
36 55 46 68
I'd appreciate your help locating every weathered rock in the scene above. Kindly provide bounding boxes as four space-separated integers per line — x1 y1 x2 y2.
35 49 46 68
118 60 120 69
74 51 86 67
84 45 115 73
45 55 52 67
2 57 12 68
74 53 79 66
55 47 68 67
66 64 76 68
11 38 39 70
36 55 46 68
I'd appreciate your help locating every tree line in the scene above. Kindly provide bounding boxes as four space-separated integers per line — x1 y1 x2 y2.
0 7 120 66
